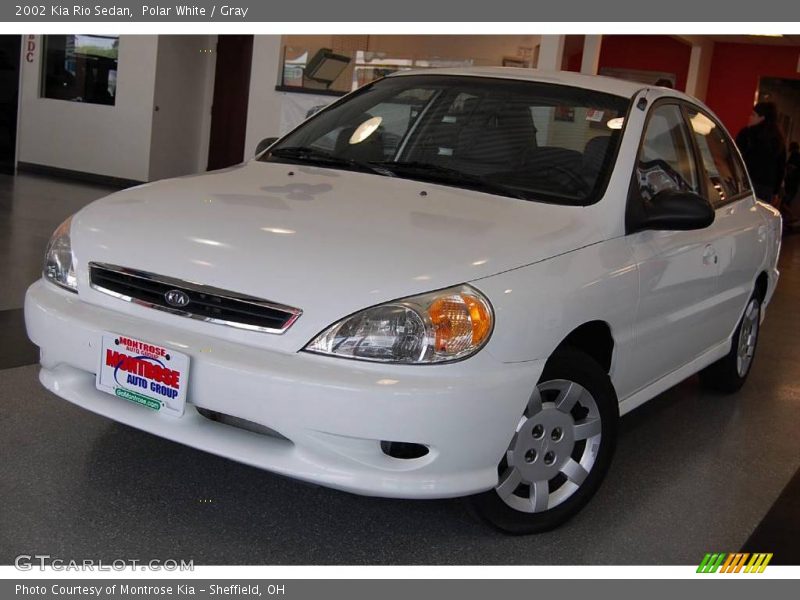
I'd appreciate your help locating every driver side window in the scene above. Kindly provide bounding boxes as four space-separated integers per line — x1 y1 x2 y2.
309 88 437 160
638 104 699 201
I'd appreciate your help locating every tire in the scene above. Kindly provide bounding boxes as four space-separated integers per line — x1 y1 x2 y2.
467 347 618 534
700 293 761 394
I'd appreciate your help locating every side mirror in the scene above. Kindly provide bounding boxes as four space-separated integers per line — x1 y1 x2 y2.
636 189 715 232
255 137 279 156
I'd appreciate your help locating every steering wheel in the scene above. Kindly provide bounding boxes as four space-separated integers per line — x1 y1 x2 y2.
544 164 592 195
638 158 693 197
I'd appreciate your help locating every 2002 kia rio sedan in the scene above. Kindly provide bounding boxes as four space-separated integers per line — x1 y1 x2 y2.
26 68 781 533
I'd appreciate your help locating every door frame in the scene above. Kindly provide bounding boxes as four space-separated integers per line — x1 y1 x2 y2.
0 35 22 175
206 35 254 171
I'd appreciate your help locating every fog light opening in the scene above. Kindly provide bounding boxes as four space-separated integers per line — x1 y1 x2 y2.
380 440 430 460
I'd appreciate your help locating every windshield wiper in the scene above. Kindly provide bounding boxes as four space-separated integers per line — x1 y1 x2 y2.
269 146 395 177
371 161 527 200
270 150 526 199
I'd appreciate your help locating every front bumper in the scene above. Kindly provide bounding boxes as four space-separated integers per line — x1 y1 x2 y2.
25 280 543 499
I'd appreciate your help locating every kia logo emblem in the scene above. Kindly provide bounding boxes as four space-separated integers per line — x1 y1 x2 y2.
164 289 190 308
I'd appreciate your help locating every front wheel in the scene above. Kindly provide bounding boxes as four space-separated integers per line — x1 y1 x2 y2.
467 348 618 534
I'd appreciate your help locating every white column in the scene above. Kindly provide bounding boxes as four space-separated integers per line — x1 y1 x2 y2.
685 40 714 101
686 45 702 97
537 35 565 71
244 35 284 158
580 35 603 75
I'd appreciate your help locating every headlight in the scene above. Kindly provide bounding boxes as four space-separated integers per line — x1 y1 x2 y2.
43 216 77 292
304 285 493 364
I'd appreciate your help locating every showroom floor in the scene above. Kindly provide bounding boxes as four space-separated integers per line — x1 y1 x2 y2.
1 172 799 565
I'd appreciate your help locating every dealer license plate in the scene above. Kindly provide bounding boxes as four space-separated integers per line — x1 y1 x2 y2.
96 333 190 417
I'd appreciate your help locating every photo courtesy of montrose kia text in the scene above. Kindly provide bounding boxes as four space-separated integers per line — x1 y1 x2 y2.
14 584 271 596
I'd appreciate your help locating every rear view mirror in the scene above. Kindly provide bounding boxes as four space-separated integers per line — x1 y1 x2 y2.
634 190 715 232
255 137 279 156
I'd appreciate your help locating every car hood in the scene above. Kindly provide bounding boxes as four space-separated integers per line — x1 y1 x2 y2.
72 161 603 342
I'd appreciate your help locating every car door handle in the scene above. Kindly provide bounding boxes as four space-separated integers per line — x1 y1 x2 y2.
703 245 718 265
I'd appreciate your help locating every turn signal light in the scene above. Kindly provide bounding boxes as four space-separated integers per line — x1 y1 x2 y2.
429 292 493 355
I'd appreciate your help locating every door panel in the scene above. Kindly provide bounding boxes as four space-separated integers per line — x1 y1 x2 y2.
687 106 765 342
712 198 764 338
626 103 722 391
628 229 720 389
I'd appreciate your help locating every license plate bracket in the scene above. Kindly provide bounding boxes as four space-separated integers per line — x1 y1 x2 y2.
96 333 190 417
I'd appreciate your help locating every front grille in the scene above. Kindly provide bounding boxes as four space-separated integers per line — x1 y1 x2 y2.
89 262 301 334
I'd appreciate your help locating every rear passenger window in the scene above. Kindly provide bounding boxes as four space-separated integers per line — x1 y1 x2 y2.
732 152 752 194
637 104 699 201
687 109 747 206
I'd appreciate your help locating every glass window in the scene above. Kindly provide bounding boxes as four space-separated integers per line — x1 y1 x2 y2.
262 75 630 206
41 35 119 105
732 149 752 195
637 104 699 201
298 87 436 159
687 109 745 206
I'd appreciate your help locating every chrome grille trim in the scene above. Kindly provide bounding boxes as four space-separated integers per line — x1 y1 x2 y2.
88 262 302 334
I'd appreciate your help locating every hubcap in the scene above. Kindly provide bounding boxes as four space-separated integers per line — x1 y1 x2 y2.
736 299 760 378
495 379 602 514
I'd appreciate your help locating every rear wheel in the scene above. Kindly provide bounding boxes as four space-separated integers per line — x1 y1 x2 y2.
468 348 618 534
700 294 761 393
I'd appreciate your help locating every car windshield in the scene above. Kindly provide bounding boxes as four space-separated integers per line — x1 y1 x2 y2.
260 75 631 206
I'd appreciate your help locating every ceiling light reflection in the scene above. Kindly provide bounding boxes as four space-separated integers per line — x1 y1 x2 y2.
690 113 716 135
607 117 624 130
349 116 383 145
189 237 227 247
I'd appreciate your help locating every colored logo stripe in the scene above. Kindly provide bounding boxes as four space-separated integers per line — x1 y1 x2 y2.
697 553 726 573
745 553 773 573
722 553 749 573
697 553 772 573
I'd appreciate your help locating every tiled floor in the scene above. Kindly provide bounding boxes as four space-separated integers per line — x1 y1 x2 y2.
0 173 798 564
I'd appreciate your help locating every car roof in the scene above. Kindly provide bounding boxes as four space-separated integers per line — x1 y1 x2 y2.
388 67 674 100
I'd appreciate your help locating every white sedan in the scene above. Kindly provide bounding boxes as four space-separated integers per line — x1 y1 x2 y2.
25 68 781 533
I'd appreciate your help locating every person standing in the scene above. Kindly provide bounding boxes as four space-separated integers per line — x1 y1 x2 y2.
735 102 786 204
785 141 800 209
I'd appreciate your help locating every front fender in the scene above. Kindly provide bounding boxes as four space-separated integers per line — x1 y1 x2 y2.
471 237 638 388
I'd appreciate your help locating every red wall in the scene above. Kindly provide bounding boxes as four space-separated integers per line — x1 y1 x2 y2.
564 35 584 72
597 35 692 92
705 42 800 138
